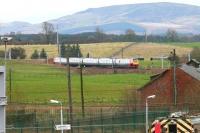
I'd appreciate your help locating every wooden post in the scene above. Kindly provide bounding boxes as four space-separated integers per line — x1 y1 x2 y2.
67 44 73 133
9 67 12 103
173 49 177 106
80 63 85 118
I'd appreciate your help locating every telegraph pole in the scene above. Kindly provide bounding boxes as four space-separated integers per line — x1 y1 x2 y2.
172 49 177 106
1 37 12 65
80 60 85 118
67 44 73 133
145 30 148 42
122 48 123 58
56 25 62 64
57 25 59 55
9 68 12 103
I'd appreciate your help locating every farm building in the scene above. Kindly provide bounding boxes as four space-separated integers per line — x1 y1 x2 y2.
137 63 200 109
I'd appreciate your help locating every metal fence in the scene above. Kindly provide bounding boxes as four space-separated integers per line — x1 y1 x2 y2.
6 107 170 133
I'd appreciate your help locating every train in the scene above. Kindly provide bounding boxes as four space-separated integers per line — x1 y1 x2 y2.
53 57 139 68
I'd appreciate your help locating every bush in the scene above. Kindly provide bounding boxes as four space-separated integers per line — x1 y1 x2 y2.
11 47 26 59
31 50 39 59
0 50 5 58
61 44 82 57
40 48 47 59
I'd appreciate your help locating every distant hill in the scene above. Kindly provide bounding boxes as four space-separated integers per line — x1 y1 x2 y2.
1 2 200 34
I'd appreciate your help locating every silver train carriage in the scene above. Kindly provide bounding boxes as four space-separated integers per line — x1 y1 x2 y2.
53 57 139 68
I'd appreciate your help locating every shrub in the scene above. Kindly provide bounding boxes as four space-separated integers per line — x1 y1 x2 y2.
31 50 39 59
11 47 26 59
40 48 47 59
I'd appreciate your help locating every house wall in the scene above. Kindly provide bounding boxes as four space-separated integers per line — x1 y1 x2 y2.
138 68 200 109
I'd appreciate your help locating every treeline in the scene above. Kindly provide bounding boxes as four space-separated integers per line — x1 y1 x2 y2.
3 29 200 45
0 44 83 59
60 44 82 57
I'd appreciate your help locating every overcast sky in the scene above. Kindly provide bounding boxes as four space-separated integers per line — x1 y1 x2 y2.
0 0 200 23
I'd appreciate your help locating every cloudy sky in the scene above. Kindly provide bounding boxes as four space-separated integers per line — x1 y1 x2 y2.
0 0 200 23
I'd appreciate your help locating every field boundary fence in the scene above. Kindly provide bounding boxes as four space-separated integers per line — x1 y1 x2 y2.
6 105 170 133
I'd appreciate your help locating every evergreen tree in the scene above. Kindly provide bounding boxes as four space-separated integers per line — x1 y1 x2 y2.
61 44 83 58
86 52 90 58
76 44 82 57
60 43 65 57
65 44 71 57
40 48 47 59
71 44 76 57
31 50 39 59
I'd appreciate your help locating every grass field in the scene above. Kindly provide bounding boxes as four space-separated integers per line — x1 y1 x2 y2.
139 60 171 69
118 43 192 59
80 42 131 58
0 42 195 59
4 60 150 105
167 42 200 48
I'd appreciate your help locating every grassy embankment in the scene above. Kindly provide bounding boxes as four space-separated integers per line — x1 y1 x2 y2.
4 60 150 105
0 42 194 58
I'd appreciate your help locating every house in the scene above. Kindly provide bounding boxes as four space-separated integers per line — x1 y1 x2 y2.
137 64 200 109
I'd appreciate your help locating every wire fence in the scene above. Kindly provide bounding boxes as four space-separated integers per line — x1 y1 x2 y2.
6 106 170 133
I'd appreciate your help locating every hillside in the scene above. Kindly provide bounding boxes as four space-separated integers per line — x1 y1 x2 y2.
1 3 200 34
109 43 192 59
0 42 193 59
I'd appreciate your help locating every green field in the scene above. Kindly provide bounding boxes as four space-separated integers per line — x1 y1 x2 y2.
139 60 171 69
4 60 150 105
167 42 200 48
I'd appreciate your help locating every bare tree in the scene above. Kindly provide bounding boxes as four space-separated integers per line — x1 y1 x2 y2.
42 22 54 44
166 29 178 42
125 29 135 35
125 29 136 41
95 27 104 42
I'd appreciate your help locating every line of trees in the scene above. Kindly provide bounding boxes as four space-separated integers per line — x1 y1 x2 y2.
31 48 47 59
60 44 82 57
4 21 200 45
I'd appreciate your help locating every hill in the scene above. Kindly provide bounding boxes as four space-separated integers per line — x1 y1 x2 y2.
1 3 200 34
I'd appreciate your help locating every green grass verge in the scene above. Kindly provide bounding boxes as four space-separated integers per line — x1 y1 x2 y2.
139 60 171 69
